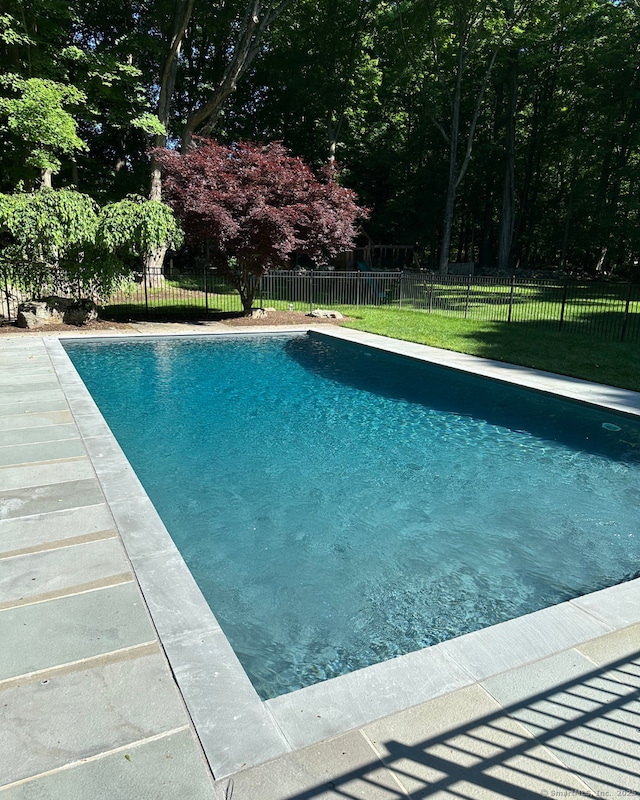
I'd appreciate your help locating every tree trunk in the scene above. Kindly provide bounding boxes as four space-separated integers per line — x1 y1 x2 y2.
150 0 194 193
182 0 294 147
497 52 518 272
440 178 457 274
439 45 463 275
145 0 195 282
235 264 260 313
438 33 501 274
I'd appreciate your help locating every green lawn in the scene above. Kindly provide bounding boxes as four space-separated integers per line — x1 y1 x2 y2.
340 306 640 393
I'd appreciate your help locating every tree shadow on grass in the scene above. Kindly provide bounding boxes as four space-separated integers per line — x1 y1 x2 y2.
98 303 246 321
451 316 640 394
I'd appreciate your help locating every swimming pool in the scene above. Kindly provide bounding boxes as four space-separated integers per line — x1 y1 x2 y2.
65 331 640 700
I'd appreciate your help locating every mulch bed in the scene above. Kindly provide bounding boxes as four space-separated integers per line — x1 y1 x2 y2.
0 311 347 336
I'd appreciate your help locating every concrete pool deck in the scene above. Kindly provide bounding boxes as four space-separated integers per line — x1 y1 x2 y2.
1 323 640 799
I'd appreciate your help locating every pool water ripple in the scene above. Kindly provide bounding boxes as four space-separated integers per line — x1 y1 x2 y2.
65 333 640 699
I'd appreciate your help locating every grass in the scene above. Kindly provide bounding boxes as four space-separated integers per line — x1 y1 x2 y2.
340 306 640 393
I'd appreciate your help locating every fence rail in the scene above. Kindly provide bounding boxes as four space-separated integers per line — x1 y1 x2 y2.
5 269 639 343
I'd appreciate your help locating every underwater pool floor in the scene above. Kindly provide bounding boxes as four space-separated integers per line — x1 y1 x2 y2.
2 325 640 800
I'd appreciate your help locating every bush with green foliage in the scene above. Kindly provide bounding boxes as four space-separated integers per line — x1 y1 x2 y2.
0 189 183 300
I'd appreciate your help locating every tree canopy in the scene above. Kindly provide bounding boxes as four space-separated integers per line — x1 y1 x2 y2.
1 0 638 277
0 189 184 298
154 138 365 310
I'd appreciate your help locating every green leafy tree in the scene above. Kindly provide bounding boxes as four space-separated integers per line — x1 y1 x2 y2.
0 76 88 187
97 195 184 286
235 0 384 166
0 189 182 299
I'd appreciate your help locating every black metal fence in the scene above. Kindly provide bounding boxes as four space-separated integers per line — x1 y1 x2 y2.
6 267 638 343
101 269 404 318
398 273 640 343
97 269 640 343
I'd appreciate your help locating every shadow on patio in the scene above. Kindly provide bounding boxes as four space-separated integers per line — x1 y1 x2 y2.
222 646 640 799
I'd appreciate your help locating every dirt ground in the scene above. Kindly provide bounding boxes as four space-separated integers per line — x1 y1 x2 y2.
0 310 347 337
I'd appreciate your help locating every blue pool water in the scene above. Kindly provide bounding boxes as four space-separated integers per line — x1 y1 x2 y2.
65 333 640 699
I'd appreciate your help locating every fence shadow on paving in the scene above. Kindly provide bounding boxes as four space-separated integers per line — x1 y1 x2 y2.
221 648 640 799
95 270 640 343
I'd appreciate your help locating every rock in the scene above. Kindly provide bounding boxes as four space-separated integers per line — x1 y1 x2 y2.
306 309 344 319
16 297 98 328
16 301 57 329
43 296 73 315
251 308 268 319
63 300 99 326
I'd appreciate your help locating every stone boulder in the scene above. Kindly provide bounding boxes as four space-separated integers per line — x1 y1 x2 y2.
16 296 98 328
16 299 65 329
63 299 98 326
306 309 344 319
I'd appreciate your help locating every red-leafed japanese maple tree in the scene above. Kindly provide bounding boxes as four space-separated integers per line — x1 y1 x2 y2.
152 139 367 313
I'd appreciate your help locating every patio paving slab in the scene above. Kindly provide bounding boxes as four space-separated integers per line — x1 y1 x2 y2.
212 728 405 800
107 494 179 559
0 729 216 800
0 410 74 431
0 439 86 467
480 648 640 796
577 623 640 665
2 380 60 394
129 548 222 640
0 505 116 557
0 647 190 786
79 435 148 505
0 356 51 369
0 582 155 680
0 479 105 520
362 683 593 799
0 393 69 416
439 601 613 681
0 537 132 608
0 459 94 492
267 640 474 751
572 579 640 628
165 627 290 778
0 423 79 447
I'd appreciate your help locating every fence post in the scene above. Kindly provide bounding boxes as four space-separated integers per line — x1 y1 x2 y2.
3 274 11 322
429 273 434 313
204 264 209 314
309 272 313 313
143 268 149 318
464 273 471 319
398 272 404 308
507 275 515 323
356 273 360 309
620 282 633 342
559 281 568 330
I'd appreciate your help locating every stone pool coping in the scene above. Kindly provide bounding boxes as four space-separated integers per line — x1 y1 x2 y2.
46 326 640 776
3 324 640 798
